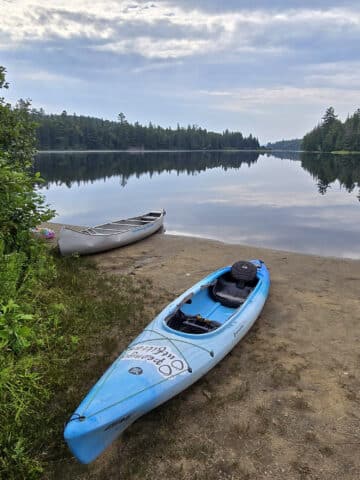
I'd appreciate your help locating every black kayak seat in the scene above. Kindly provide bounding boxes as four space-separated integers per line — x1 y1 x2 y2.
231 260 257 282
211 261 258 308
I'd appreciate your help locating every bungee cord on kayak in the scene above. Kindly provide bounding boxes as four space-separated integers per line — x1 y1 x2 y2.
76 327 217 419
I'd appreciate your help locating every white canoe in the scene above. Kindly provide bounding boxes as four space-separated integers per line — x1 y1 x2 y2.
58 209 165 256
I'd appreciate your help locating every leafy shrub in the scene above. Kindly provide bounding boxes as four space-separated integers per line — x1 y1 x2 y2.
0 65 57 478
0 300 34 353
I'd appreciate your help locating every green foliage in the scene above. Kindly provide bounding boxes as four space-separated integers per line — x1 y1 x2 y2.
1 254 150 479
0 66 9 90
32 109 260 151
0 160 54 252
0 66 58 478
0 300 34 353
302 107 360 152
0 240 26 300
0 66 154 480
0 353 47 478
0 73 54 251
0 243 57 478
322 106 338 126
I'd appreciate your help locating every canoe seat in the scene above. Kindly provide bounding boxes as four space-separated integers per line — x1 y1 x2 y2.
211 261 258 308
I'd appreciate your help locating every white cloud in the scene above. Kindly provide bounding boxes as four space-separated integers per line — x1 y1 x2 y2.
131 60 183 73
94 37 211 59
197 86 360 113
1 2 360 60
301 61 360 89
20 69 83 84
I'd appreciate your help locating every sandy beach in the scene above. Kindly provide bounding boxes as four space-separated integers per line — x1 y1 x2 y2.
46 224 360 480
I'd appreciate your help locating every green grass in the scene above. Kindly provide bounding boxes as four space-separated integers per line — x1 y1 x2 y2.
1 251 153 479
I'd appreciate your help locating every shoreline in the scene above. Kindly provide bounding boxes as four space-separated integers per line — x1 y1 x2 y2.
46 222 360 262
44 222 360 479
34 148 360 155
165 231 360 261
36 148 268 154
44 222 360 295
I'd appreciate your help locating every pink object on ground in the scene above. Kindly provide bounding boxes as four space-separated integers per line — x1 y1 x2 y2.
31 227 55 239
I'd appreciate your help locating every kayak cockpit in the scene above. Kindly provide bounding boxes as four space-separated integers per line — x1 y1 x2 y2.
165 261 260 335
166 308 222 334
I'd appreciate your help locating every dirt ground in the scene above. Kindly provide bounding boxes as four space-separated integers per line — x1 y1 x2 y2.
47 225 360 480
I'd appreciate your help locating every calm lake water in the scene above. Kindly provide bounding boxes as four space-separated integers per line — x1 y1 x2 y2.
35 151 360 258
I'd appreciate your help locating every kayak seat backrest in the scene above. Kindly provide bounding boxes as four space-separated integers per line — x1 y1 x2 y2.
211 262 258 308
231 260 258 282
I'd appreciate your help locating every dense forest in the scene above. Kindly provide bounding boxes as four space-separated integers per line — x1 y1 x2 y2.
266 138 302 151
302 107 360 152
32 110 260 151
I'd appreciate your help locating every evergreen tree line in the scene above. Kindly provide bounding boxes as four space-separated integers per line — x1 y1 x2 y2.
302 107 360 152
266 138 302 151
32 109 260 151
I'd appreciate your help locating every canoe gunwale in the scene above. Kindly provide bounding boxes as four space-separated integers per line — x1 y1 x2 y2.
62 210 164 237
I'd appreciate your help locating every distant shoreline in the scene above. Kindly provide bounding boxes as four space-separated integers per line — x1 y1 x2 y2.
35 149 360 155
36 148 269 154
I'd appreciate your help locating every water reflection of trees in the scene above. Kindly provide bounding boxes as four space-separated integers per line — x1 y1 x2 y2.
270 150 360 200
300 153 360 200
34 150 360 201
34 151 260 188
266 151 302 161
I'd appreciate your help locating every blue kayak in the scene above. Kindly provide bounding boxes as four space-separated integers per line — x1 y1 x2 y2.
64 260 270 463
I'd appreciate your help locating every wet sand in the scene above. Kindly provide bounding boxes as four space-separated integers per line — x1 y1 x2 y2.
46 224 360 479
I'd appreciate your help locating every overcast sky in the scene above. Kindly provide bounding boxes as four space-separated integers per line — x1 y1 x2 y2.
1 0 360 142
